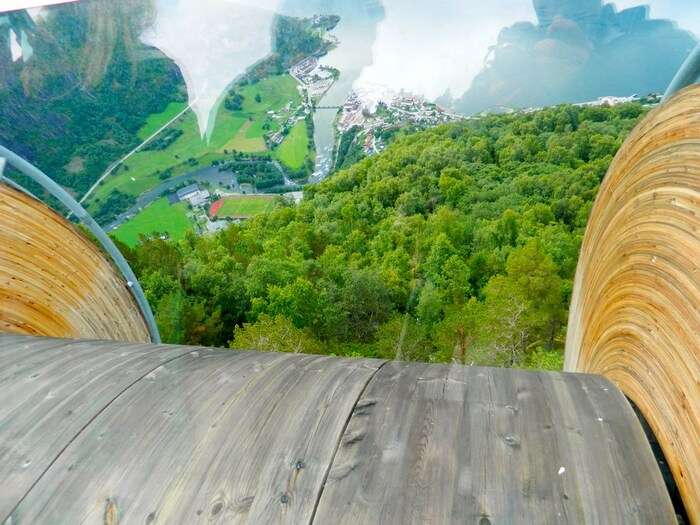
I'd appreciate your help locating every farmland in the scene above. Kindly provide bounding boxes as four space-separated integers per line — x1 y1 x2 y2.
88 75 304 213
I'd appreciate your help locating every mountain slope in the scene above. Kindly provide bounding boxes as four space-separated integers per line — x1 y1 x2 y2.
124 102 647 369
458 1 696 114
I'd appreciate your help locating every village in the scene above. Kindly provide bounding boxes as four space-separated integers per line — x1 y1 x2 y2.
336 91 463 157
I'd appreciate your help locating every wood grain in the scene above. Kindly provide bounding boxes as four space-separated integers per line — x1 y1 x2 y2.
0 335 676 524
313 362 674 524
565 85 700 522
5 337 382 524
0 184 150 342
0 334 192 522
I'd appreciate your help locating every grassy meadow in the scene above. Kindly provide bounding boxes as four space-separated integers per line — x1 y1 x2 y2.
89 75 303 212
113 198 192 247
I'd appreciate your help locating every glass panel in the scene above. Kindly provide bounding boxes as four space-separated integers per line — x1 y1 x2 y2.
1 0 697 368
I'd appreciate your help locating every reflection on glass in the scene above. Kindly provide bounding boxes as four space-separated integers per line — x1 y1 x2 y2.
0 0 697 368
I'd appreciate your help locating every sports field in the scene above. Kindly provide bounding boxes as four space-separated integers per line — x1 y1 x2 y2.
113 198 192 247
211 195 276 218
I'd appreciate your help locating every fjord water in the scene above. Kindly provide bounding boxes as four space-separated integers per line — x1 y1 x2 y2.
279 0 384 178
310 13 381 178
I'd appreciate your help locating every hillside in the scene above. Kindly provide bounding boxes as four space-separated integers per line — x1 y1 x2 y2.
0 1 185 196
120 102 647 369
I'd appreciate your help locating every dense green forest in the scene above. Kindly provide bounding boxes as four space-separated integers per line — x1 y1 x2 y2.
119 102 646 369
0 3 185 196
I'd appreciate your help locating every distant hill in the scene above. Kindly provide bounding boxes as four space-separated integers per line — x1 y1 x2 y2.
0 1 184 195
279 0 384 22
457 0 697 115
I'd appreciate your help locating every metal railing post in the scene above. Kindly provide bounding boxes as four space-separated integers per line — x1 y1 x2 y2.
664 43 700 100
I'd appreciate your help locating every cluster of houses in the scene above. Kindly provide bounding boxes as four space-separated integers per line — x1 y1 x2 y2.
290 56 336 100
336 91 462 156
167 184 229 235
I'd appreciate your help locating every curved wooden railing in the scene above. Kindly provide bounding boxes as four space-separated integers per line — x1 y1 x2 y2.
0 144 160 342
0 183 150 342
0 335 675 524
565 84 700 522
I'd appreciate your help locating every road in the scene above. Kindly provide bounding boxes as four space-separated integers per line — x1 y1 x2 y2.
76 99 197 211
104 166 237 231
105 160 299 232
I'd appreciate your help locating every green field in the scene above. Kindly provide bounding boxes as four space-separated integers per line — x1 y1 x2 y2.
137 101 188 141
88 75 303 212
276 120 309 170
214 195 276 218
239 75 301 114
113 198 192 247
223 120 268 152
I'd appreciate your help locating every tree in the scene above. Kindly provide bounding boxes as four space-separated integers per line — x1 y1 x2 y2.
435 299 485 364
416 281 443 329
372 315 428 362
339 269 392 342
504 239 566 349
482 274 530 367
478 240 566 366
155 291 184 344
231 314 322 354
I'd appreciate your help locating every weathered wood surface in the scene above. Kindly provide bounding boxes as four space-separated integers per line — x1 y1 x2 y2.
314 362 674 525
3 335 382 524
1 335 675 524
565 85 700 522
0 334 192 522
0 183 150 342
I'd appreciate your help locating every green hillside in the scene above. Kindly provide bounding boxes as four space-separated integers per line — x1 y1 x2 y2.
123 102 646 367
88 74 303 214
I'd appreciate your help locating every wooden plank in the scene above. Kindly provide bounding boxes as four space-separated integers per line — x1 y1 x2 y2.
0 336 676 523
565 84 700 521
0 183 150 342
0 335 193 521
314 362 675 524
7 347 382 524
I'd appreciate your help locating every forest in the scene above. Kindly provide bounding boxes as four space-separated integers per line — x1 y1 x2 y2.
0 4 185 196
118 101 646 370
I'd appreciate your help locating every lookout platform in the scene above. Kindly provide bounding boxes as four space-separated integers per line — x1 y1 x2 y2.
0 335 675 524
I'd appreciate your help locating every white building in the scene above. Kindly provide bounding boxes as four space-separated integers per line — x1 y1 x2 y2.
176 184 210 207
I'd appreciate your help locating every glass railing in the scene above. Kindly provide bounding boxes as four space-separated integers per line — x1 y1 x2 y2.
1 0 697 369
